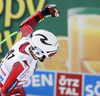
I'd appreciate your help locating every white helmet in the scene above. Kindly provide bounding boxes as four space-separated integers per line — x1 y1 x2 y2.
29 29 59 62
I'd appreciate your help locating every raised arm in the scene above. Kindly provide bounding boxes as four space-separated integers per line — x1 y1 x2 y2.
20 4 60 37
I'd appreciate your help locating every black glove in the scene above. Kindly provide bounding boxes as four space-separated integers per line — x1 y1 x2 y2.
41 4 60 18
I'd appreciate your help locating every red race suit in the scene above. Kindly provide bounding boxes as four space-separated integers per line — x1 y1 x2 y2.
0 11 44 96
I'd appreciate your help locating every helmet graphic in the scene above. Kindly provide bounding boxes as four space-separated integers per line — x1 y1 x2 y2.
30 29 59 61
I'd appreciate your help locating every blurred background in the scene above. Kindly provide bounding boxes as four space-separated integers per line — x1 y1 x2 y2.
1 0 100 96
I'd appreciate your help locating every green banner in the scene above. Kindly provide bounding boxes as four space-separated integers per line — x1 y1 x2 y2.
1 0 100 74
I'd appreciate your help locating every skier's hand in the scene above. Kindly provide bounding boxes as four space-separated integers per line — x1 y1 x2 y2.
44 4 60 17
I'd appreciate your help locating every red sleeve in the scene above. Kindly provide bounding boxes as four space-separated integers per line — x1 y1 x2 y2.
20 12 43 37
1 62 24 95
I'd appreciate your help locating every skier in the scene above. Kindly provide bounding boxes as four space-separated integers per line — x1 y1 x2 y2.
0 4 59 96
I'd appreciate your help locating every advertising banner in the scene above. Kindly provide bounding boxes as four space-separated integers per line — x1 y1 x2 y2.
56 73 82 96
24 70 100 96
1 0 100 74
84 75 100 96
24 70 55 96
1 0 100 96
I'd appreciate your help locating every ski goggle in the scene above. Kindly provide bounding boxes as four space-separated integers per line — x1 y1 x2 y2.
46 45 59 58
30 46 46 62
48 52 57 58
30 44 59 60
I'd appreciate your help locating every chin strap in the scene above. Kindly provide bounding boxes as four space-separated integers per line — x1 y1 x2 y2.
29 47 45 62
29 47 38 60
0 31 18 45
